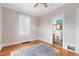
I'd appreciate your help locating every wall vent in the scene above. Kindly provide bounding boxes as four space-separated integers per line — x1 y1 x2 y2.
22 41 31 44
67 46 75 51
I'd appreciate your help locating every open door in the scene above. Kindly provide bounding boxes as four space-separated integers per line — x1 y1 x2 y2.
52 17 63 47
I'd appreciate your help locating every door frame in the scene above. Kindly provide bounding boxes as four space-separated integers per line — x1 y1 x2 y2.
51 14 65 47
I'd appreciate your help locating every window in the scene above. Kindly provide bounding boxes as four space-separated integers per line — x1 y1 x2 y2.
19 13 30 35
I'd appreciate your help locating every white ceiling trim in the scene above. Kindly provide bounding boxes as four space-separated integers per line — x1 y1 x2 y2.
1 3 65 17
1 3 37 16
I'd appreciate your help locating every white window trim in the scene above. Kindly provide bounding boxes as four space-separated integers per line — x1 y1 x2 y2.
19 13 30 36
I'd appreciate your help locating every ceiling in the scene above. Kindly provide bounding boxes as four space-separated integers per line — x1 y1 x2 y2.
2 3 65 16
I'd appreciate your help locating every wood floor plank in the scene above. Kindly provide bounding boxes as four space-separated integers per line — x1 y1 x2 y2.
0 40 79 56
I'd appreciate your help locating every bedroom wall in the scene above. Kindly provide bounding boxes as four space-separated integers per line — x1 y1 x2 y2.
75 9 79 53
1 6 39 47
38 4 79 51
0 4 2 50
38 17 52 44
1 3 79 53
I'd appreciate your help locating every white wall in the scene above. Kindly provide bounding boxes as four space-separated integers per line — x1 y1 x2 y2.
64 9 76 49
0 4 79 53
38 4 78 52
30 16 39 39
75 9 79 53
38 17 52 44
1 6 38 47
0 4 2 50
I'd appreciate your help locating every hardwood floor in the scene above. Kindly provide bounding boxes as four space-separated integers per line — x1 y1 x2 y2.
52 44 79 56
0 40 79 56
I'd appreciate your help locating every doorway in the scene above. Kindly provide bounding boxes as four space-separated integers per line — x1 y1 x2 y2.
52 16 63 47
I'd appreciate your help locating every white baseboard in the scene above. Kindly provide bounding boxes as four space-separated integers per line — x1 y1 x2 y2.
0 41 2 51
0 47 1 51
61 46 79 54
0 46 2 51
2 38 39 48
38 38 52 44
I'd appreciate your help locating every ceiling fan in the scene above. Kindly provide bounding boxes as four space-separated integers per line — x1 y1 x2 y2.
34 3 48 8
